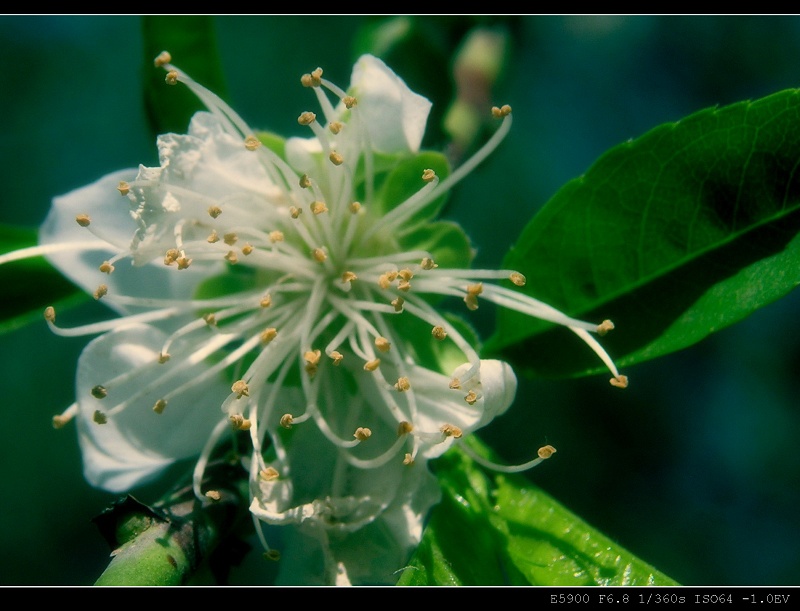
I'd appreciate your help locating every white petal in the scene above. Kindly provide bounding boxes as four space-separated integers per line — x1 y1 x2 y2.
75 324 229 492
350 54 432 153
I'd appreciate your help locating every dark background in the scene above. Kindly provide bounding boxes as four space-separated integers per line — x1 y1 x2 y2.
1 15 798 585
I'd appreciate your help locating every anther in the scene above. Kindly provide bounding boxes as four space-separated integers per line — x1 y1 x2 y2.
241 243 254 256
354 427 372 441
349 201 361 214
420 257 438 270
117 181 131 196
329 350 343 365
300 67 323 88
432 326 447 340
223 232 238 245
165 70 179 85
260 294 272 308
509 272 526 286
491 104 512 118
153 399 167 414
403 453 415 466
422 169 437 183
394 377 411 392
397 421 414 436
391 297 404 312
207 231 219 244
364 358 381 372
91 385 108 399
329 151 344 166
44 306 56 323
203 313 217 326
375 337 391 352
537 445 557 459
52 414 70 429
244 135 261 151
205 490 221 502
164 248 179 265
260 467 279 481
158 352 170 364
343 95 357 109
264 550 281 562
597 320 615 336
464 390 478 405
224 251 238 264
464 282 483 310
398 269 414 282
289 206 302 219
153 51 172 67
230 414 252 431
299 174 312 189
329 121 343 134
440 423 463 438
269 231 284 243
610 375 629 389
341 271 357 283
208 205 222 219
176 256 192 270
312 248 327 263
398 280 411 292
93 410 108 425
93 284 108 300
99 261 114 274
280 414 294 429
310 201 328 215
304 349 321 377
378 272 396 289
449 378 461 389
231 380 249 398
298 111 317 126
75 214 91 227
260 327 278 344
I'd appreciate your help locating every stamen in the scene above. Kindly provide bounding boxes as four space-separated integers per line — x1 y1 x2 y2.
260 327 278 344
420 257 438 270
153 50 171 67
242 243 254 256
491 104 513 118
440 423 463 438
231 380 249 398
208 205 222 218
165 70 179 85
98 261 114 274
464 390 478 405
152 399 167 414
75 214 91 227
223 232 238 245
52 403 77 429
610 375 629 388
93 285 108 300
597 319 615 336
364 358 381 372
117 181 131 196
431 326 447 340
299 174 311 188
329 151 344 166
44 306 56 323
343 95 357 109
394 377 411 392
207 231 219 244
298 111 317 126
230 414 252 431
310 201 328 215
205 490 222 502
329 121 343 134
391 297 404 312
509 272 526 286
244 135 261 151
280 414 294 428
353 427 372 441
422 168 436 183
312 248 327 263
329 350 343 365
260 467 280 481
374 337 391 352
93 410 108 425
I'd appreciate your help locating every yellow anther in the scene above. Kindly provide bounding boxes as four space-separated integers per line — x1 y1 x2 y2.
298 111 317 126
464 390 478 405
420 257 438 270
117 181 130 196
289 206 302 219
597 320 615 336
391 297 404 312
301 67 323 87
329 121 343 134
394 377 411 392
398 280 411 292
538 445 557 459
349 201 361 214
203 313 217 326
241 243 254 256
343 95 357 109
375 336 391 352
205 490 221 502
260 294 272 308
263 549 282 562
464 283 483 311
260 467 280 481
93 284 108 300
509 272 526 286
208 205 222 218
354 427 372 441
449 378 461 390
329 151 344 166
269 230 285 243
440 423 463 438
467 282 484 296
280 413 294 429
91 385 108 399
432 326 447 340
207 231 219 244
491 104 512 118
164 248 179 265
231 379 249 398
364 358 381 372
310 200 328 215
229 414 252 431
260 327 278 344
378 271 397 289
165 70 179 85
244 135 261 151
99 261 114 274
398 268 414 282
304 349 321 366
43 306 56 323
153 399 167 414
397 421 414 436
403 453 415 466
312 248 327 263
158 352 170 364
610 375 629 389
224 250 238 264
341 271 357 283
153 50 172 67
223 232 238 246
329 350 343 365
422 168 436 183
52 414 70 429
177 256 192 270
299 174 312 188
75 214 91 227
93 410 108 425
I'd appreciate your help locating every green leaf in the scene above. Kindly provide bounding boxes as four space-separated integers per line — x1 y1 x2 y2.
141 16 227 138
397 440 678 586
0 224 86 334
487 89 800 377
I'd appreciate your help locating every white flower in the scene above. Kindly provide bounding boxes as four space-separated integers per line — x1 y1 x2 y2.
0 53 626 585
